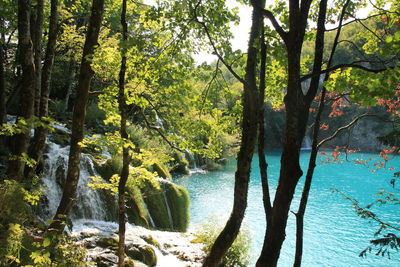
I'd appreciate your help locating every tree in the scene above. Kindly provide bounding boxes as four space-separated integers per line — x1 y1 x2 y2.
26 0 59 178
117 0 130 265
7 0 36 180
49 0 105 233
201 0 264 265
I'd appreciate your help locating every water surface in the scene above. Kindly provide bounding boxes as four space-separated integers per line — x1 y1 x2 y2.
175 151 400 266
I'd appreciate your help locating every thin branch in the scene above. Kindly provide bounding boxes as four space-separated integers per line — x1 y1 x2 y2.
301 62 397 81
192 1 245 84
199 59 220 117
325 13 384 32
317 113 374 148
255 6 288 44
141 110 185 153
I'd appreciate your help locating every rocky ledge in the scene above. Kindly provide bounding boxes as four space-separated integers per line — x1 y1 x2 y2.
71 220 205 266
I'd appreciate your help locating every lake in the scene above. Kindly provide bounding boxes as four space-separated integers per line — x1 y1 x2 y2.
175 151 400 266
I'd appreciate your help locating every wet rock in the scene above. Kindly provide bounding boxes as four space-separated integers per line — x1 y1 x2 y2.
140 234 161 249
97 236 118 250
125 243 157 267
95 252 118 267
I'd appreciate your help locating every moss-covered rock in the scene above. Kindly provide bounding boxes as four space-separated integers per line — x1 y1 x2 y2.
125 243 157 267
140 234 161 249
125 183 149 228
140 179 190 232
140 179 172 230
162 181 190 232
203 160 222 171
94 158 120 181
152 162 171 180
170 152 190 175
96 236 118 250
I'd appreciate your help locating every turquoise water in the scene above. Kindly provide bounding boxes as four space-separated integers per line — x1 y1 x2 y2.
174 151 400 266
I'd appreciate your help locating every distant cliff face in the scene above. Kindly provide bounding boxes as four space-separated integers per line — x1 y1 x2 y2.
263 105 392 152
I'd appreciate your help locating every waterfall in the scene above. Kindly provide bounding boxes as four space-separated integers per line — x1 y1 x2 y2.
301 135 312 151
38 141 109 222
185 149 197 169
143 202 156 228
155 114 164 128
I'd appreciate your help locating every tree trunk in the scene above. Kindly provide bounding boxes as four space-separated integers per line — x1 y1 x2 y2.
49 0 104 233
293 1 349 265
63 58 76 112
256 0 315 264
31 0 43 116
7 0 36 180
202 1 264 266
258 23 272 226
0 21 6 147
26 0 59 178
117 0 129 265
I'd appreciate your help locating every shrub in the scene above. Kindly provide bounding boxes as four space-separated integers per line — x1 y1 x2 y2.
194 219 251 267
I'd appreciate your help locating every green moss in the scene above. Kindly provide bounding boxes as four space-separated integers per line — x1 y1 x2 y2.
94 158 121 181
125 244 157 267
141 179 172 230
170 152 190 175
140 235 160 249
125 182 149 227
204 160 222 171
164 182 190 232
152 162 171 180
96 237 118 249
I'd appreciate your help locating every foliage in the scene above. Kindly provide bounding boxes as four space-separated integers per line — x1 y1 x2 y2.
332 188 400 258
194 219 251 267
0 181 87 266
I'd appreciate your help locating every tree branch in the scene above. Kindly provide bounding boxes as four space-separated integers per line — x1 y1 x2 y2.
301 62 397 81
193 1 245 84
317 113 374 148
255 6 288 44
141 110 185 153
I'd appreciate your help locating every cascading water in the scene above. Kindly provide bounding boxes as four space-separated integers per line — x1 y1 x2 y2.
301 135 312 151
38 141 110 222
155 114 164 128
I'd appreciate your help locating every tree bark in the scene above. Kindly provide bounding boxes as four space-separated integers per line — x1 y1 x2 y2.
49 0 104 233
202 1 264 266
26 0 59 178
0 19 6 147
293 1 349 265
7 0 36 180
63 58 76 112
31 0 43 116
256 0 316 265
117 0 129 265
258 23 272 226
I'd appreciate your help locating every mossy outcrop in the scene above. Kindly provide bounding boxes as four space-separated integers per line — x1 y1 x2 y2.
94 156 190 232
152 162 171 180
162 181 190 232
125 183 149 227
130 178 190 232
170 152 190 175
125 243 157 267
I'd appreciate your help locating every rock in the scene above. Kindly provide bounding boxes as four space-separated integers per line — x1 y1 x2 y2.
152 162 171 180
96 236 118 250
125 243 157 267
95 252 118 267
162 181 190 232
170 152 190 175
140 234 160 249
125 183 149 228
